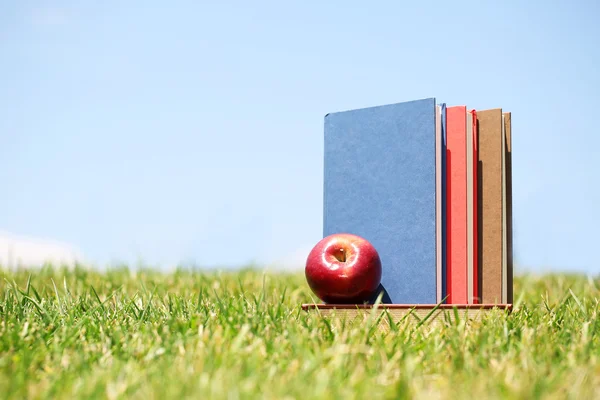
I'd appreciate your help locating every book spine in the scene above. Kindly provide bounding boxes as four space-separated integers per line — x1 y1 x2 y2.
446 106 468 304
471 110 479 304
436 105 442 304
441 104 448 303
504 112 513 304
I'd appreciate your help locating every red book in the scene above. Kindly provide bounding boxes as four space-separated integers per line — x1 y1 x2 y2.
469 110 479 304
446 106 468 304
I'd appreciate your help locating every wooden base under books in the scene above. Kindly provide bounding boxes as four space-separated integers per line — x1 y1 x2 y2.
302 303 513 330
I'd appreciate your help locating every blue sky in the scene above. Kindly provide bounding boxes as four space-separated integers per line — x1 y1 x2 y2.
1 1 599 273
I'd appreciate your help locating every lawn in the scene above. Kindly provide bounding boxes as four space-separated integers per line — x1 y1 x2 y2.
1 266 598 399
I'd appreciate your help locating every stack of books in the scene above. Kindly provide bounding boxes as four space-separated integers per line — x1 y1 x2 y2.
323 98 512 305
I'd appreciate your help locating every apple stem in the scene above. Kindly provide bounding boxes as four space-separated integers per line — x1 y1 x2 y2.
335 248 346 262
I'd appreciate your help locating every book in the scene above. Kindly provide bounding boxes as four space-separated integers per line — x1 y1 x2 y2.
436 104 447 303
441 104 448 303
504 112 513 304
446 106 468 304
323 98 438 304
502 114 507 303
469 110 480 303
476 108 504 304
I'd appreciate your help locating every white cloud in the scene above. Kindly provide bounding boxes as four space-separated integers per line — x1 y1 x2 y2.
0 231 85 269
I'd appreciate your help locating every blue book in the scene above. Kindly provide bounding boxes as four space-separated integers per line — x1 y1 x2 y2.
323 98 438 304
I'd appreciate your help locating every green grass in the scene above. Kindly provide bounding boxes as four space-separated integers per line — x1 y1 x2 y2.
1 266 599 399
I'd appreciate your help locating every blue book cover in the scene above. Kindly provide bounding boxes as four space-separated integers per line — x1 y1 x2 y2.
323 98 438 304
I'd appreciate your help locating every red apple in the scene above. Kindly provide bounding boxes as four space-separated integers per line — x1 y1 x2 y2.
305 233 382 304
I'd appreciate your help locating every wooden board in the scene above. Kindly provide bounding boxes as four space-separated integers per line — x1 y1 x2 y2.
302 303 512 330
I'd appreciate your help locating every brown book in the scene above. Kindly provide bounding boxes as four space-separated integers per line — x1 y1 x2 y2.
504 112 513 304
502 115 507 302
477 109 503 304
